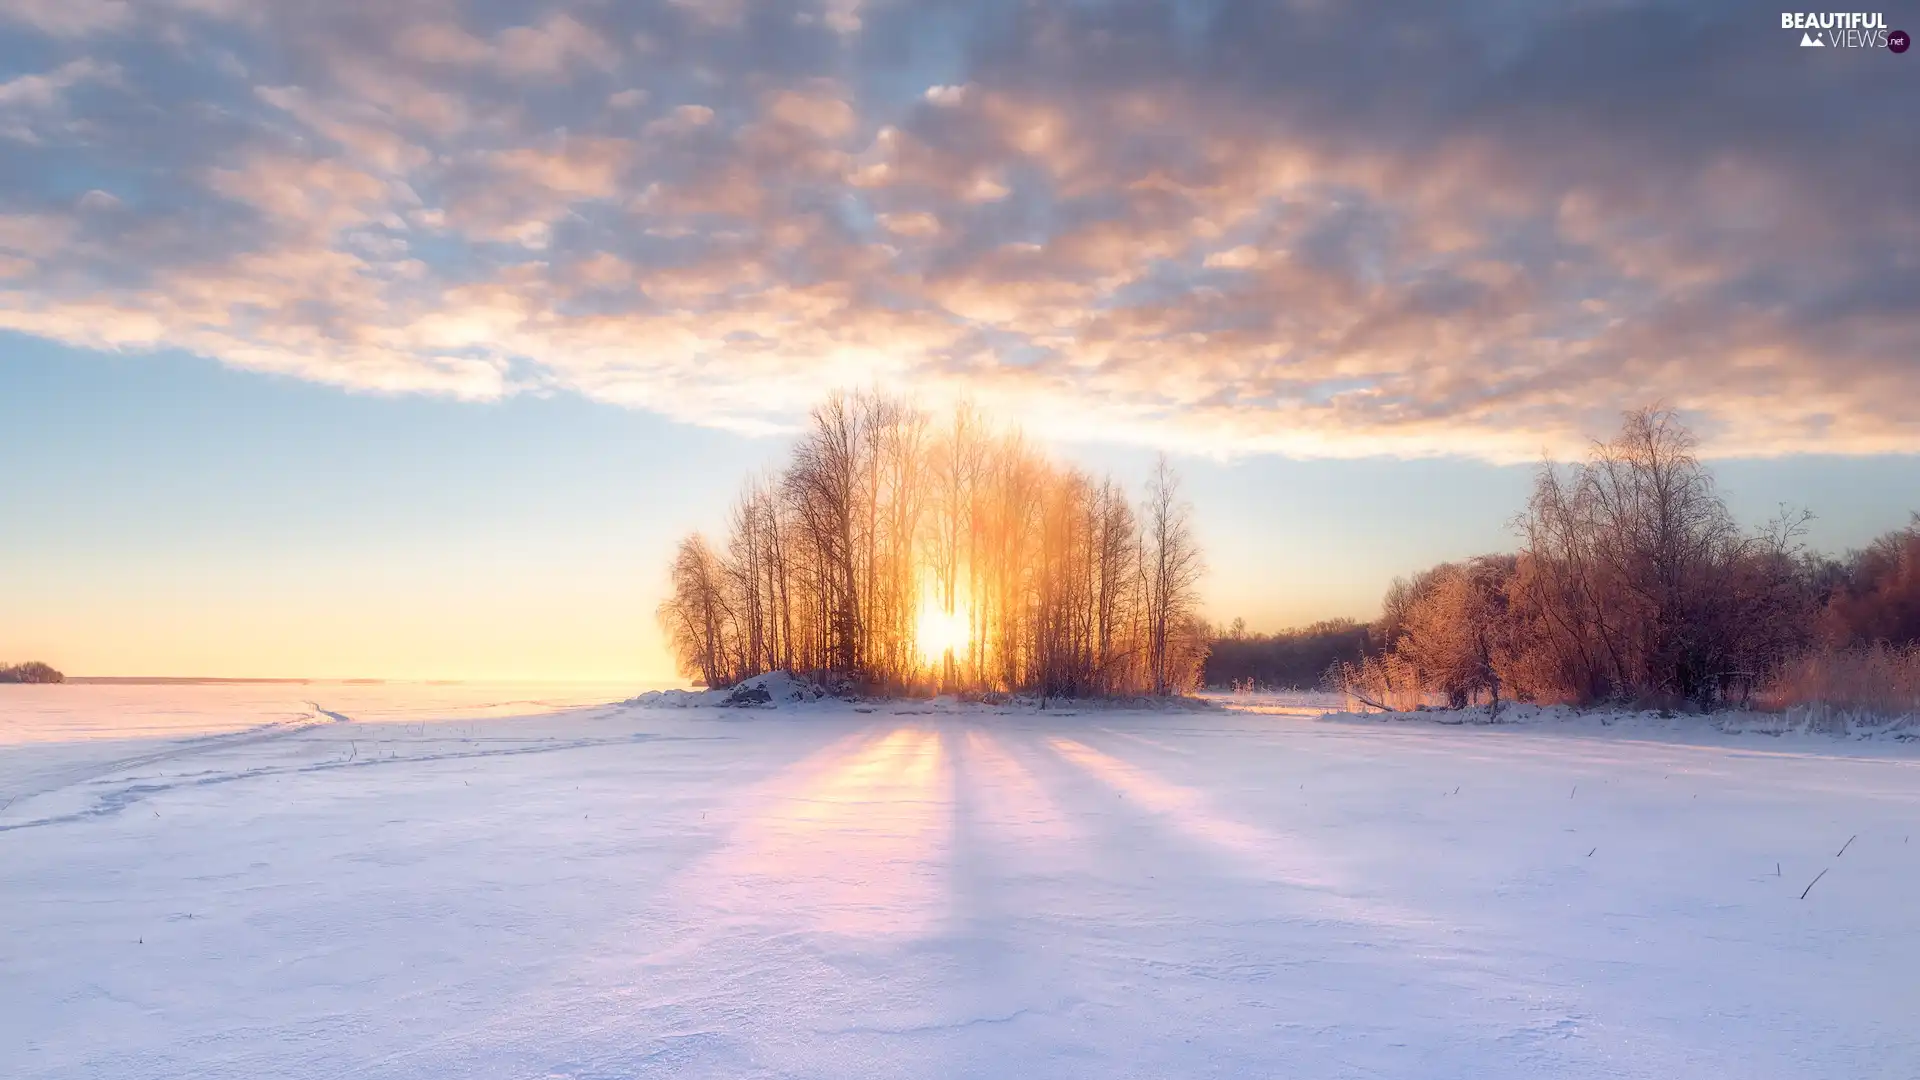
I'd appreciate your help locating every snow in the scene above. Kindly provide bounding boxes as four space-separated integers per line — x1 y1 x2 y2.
1221 689 1920 746
624 670 831 708
5 685 1920 1078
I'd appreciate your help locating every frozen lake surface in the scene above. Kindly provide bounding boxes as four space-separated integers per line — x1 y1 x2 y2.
3 686 1918 1078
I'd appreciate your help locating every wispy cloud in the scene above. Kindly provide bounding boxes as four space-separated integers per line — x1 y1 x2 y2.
0 0 1913 458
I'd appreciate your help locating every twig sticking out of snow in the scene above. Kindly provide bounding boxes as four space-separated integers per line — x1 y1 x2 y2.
1587 847 1596 857
1836 834 1857 858
1800 868 1829 900
1570 785 1577 798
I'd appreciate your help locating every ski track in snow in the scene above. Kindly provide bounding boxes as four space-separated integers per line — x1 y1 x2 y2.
3 715 332 806
3 688 1919 1078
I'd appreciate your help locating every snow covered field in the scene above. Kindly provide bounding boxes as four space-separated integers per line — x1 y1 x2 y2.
4 687 1919 1078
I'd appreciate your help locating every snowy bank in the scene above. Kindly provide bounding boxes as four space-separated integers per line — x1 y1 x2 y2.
624 673 1221 712
1314 700 1920 745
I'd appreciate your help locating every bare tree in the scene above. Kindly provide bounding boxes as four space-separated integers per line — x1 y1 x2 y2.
658 534 735 688
1143 456 1206 695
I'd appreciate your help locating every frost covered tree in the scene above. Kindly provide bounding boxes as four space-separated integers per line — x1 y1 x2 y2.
1341 408 1819 711
1508 408 1811 706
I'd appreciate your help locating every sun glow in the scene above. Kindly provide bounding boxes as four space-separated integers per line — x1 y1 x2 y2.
915 599 971 668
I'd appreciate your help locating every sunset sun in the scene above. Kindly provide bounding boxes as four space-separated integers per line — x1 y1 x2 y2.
914 599 971 668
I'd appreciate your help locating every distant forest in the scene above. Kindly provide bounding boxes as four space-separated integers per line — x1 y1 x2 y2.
659 392 1209 698
1203 619 1371 690
0 661 64 684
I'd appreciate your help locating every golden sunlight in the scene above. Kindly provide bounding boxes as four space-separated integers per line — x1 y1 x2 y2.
915 598 971 668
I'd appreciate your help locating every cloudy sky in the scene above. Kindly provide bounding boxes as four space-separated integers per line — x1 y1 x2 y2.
2 0 1916 679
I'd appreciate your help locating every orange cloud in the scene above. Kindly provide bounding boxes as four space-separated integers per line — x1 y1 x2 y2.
0 0 1914 460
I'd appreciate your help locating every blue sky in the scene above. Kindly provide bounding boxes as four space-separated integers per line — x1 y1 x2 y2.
1 332 764 679
0 0 1916 677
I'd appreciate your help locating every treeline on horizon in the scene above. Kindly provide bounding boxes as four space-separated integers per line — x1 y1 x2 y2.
0 661 64 684
1307 408 1919 715
658 392 1208 697
1204 619 1372 691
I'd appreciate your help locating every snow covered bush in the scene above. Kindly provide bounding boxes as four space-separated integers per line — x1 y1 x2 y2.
0 661 64 683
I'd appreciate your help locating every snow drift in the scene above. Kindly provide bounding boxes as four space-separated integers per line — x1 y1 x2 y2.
623 671 833 709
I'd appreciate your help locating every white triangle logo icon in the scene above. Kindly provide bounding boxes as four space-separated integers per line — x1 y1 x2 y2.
1801 31 1824 46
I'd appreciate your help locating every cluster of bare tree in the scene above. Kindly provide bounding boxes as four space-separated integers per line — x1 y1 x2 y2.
659 393 1208 697
1335 408 1891 712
